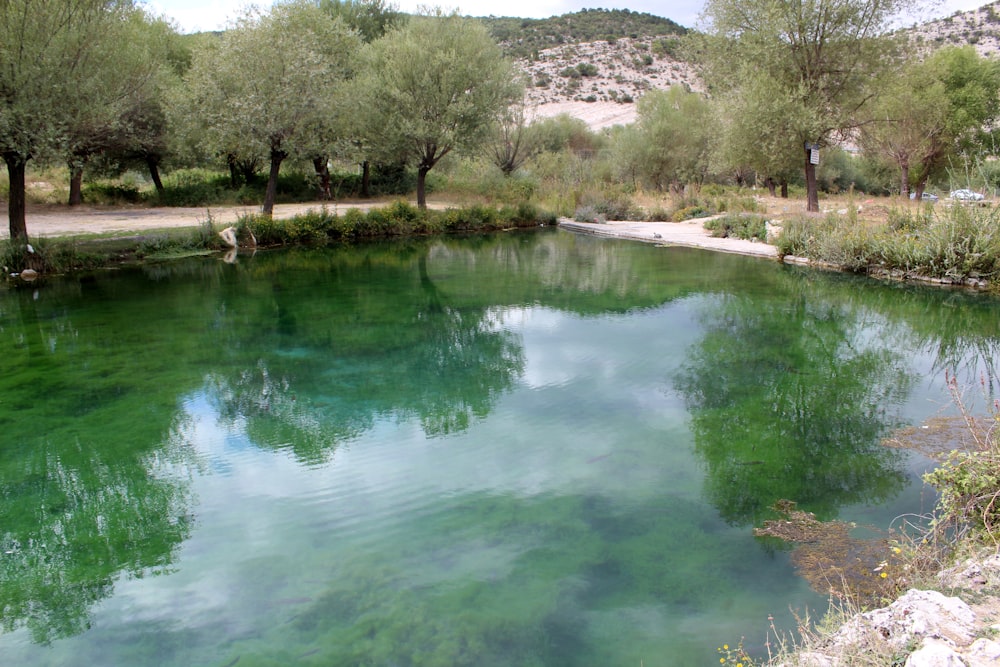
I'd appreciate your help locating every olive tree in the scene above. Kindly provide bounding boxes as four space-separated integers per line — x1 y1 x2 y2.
714 76 804 196
363 11 522 208
861 47 1000 198
180 0 360 215
62 10 180 206
697 0 912 211
627 85 715 193
0 0 147 240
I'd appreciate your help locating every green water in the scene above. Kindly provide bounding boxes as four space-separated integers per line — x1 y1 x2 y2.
1 229 996 666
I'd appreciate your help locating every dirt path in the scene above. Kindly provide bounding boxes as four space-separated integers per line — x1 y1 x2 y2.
0 199 420 239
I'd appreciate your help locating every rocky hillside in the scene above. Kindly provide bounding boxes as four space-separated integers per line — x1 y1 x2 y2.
518 37 701 129
907 1 1000 57
491 4 1000 130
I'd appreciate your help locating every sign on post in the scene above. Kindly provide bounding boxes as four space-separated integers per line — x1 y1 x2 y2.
804 142 820 165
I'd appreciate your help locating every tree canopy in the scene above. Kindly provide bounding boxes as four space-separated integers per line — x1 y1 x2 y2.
362 11 523 208
180 0 360 215
0 0 158 239
697 0 913 210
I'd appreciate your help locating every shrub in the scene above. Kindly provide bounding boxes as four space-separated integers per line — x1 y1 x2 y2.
155 169 229 207
670 205 710 222
704 214 767 241
574 205 606 223
923 373 1000 546
84 181 143 205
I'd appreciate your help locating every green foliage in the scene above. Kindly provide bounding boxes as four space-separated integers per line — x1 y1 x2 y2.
613 86 715 192
362 11 522 208
481 8 687 59
82 180 143 205
775 205 1000 284
923 374 1000 545
705 214 768 241
698 0 912 211
237 203 555 247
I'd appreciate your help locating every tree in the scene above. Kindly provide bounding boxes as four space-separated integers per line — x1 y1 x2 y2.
315 0 406 199
611 86 714 194
363 11 522 208
859 47 1000 198
858 65 949 198
714 76 803 196
180 1 359 215
0 0 144 240
697 0 911 211
317 0 404 42
62 10 176 206
485 99 540 176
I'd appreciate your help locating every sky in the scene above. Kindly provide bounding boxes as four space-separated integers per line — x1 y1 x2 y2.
146 0 990 35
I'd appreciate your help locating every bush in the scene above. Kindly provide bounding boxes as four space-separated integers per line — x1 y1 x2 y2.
155 169 229 207
83 181 143 205
704 214 768 241
923 373 1000 545
670 205 710 222
574 205 606 223
775 205 1000 283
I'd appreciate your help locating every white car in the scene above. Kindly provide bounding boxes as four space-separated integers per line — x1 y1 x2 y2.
949 189 985 201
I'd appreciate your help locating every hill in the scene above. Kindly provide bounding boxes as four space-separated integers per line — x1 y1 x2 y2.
906 1 1000 56
479 9 697 129
480 9 686 60
493 4 1000 130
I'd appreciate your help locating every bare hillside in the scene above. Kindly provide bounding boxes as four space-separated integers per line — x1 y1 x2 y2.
519 38 702 129
907 1 1000 56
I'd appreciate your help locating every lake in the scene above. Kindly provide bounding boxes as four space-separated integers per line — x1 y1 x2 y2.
1 228 996 666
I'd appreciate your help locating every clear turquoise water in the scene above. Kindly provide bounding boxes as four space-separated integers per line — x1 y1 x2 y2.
1 229 996 666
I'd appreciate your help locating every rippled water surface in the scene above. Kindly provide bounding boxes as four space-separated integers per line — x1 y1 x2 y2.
2 229 998 666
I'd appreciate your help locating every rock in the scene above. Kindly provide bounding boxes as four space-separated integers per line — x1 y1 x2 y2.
832 589 976 652
795 651 835 666
938 555 1000 591
965 638 1000 667
905 638 967 667
19 268 38 281
218 226 238 248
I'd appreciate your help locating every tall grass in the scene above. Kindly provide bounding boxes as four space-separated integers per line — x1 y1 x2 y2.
238 201 556 247
775 204 1000 285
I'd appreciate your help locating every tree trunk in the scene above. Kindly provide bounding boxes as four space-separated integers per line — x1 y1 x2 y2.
69 165 84 206
765 177 777 197
899 160 910 198
780 179 789 198
228 155 240 189
804 151 819 212
361 160 371 198
4 152 29 241
147 156 165 195
416 164 430 209
312 156 331 200
263 150 285 217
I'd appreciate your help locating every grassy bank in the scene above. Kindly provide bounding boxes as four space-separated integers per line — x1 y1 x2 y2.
0 201 556 276
775 203 1000 289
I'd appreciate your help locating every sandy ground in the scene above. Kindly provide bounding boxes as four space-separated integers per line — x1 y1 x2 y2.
0 200 409 239
532 100 638 129
559 217 780 258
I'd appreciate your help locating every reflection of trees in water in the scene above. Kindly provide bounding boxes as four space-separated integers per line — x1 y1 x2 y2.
0 446 193 644
0 290 195 644
674 283 915 526
203 244 528 462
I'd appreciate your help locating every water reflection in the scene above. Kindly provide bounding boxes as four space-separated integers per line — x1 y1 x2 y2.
1 230 999 661
674 273 915 525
